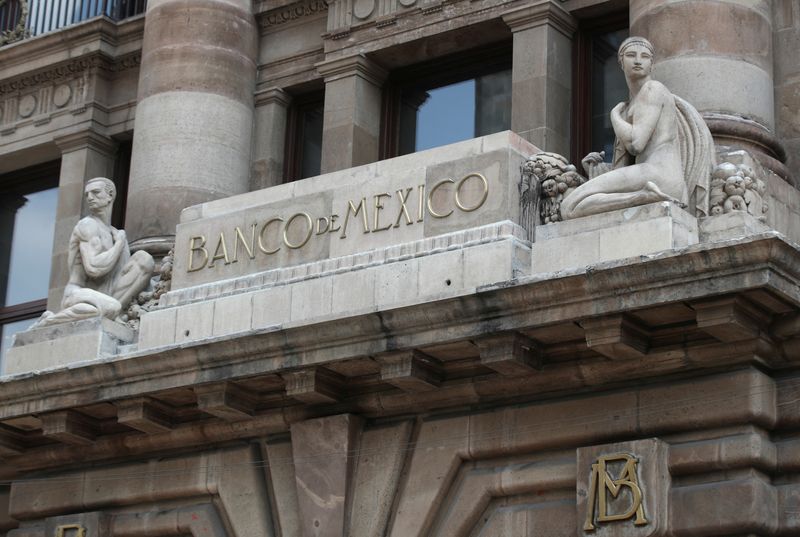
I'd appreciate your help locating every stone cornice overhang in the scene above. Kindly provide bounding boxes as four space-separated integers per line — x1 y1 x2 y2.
0 15 144 84
0 233 799 475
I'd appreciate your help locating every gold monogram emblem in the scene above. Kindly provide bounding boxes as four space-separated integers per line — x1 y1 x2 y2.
55 524 86 537
584 453 648 532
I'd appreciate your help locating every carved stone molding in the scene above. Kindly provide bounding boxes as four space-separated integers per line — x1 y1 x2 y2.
258 0 328 31
502 0 577 36
53 129 117 155
315 53 388 85
0 52 139 130
0 52 140 95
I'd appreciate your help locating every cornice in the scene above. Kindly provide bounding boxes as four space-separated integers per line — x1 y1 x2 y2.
315 54 388 85
254 87 293 107
257 0 329 31
53 128 117 154
0 52 141 96
0 16 144 79
501 0 577 36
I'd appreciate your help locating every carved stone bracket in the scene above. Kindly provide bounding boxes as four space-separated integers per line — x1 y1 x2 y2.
40 410 97 446
692 296 770 343
115 397 174 434
475 331 543 375
195 383 258 421
282 369 344 403
377 349 442 391
581 315 651 360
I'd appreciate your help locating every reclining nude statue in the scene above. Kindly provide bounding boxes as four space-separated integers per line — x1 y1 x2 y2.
35 177 154 327
557 36 715 220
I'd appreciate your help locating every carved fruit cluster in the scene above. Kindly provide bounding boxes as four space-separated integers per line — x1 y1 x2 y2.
709 162 767 220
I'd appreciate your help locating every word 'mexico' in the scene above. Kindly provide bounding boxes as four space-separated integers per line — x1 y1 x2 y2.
187 173 488 272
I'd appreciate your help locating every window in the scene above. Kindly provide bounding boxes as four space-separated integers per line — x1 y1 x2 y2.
382 43 512 158
284 91 324 183
0 161 60 371
573 15 629 164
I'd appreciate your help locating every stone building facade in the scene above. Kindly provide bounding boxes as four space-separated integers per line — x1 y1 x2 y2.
0 0 800 536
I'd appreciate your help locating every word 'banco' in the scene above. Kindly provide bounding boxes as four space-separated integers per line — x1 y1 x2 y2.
187 173 489 272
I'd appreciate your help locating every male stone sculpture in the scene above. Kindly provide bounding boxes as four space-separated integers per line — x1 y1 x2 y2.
559 37 714 220
35 177 154 327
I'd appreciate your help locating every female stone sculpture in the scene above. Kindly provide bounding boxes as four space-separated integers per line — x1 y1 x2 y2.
560 37 714 220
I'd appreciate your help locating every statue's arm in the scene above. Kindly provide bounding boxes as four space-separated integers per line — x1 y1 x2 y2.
76 221 125 278
611 84 664 156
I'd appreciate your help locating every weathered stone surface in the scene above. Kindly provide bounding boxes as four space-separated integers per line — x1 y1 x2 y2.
171 132 537 289
290 414 362 537
532 202 698 274
4 318 133 375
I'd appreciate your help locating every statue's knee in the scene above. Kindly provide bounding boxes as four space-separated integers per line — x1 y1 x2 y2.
132 250 155 273
102 299 123 319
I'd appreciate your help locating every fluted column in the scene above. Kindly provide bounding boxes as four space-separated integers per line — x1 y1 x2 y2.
127 0 258 256
631 0 788 179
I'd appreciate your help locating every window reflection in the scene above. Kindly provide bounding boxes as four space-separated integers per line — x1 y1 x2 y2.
2 187 58 307
0 162 60 373
398 69 511 155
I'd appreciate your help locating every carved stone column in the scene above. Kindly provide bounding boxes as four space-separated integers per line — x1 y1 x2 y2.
503 0 577 157
316 55 386 174
631 0 789 180
252 87 292 190
51 130 117 310
127 0 258 256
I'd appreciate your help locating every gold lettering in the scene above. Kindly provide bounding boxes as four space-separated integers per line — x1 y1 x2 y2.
283 212 313 249
455 172 489 212
373 192 393 232
258 217 283 255
329 214 341 233
417 184 425 222
208 232 231 267
427 178 455 218
316 217 330 235
584 453 647 532
394 187 414 227
56 525 86 537
232 224 257 262
187 235 208 272
341 198 369 239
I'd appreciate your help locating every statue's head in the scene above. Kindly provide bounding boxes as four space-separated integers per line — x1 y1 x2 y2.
618 36 655 78
85 177 116 212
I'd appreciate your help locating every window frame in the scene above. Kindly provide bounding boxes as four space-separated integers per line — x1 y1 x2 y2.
571 11 629 164
380 41 513 160
0 160 61 347
283 90 325 184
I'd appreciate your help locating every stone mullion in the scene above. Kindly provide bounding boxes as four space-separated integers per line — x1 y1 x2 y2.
503 0 576 157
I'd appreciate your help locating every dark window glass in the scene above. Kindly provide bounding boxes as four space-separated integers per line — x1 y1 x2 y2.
590 29 629 162
285 93 324 182
572 14 629 164
382 42 512 159
397 69 511 155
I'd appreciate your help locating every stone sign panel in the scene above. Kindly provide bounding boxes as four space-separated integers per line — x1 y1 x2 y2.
577 439 669 537
172 131 537 289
